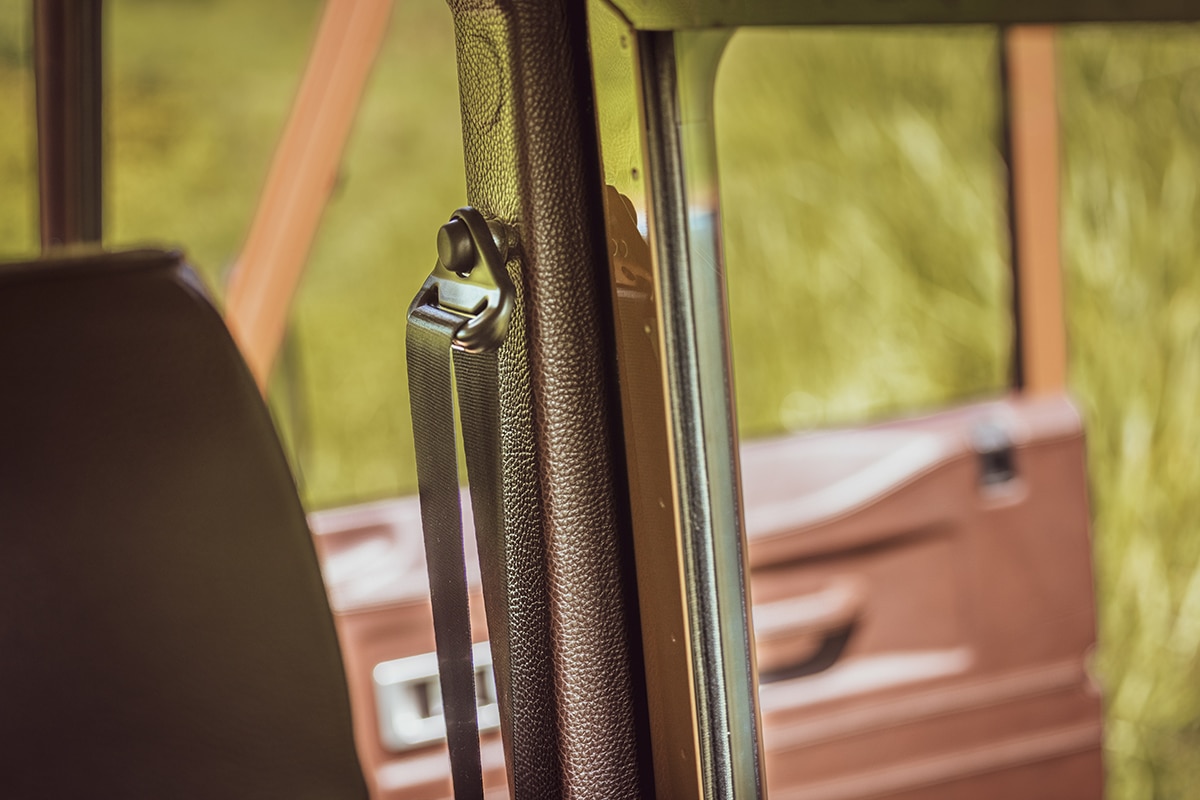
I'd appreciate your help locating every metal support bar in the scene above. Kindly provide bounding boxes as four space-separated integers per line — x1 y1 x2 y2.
639 29 765 800
1001 26 1066 395
34 0 103 249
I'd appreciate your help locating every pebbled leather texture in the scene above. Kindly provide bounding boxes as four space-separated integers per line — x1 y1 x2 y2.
0 249 368 799
446 1 650 797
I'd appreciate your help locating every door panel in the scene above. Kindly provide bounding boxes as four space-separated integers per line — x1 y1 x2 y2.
312 393 1102 799
750 393 1102 797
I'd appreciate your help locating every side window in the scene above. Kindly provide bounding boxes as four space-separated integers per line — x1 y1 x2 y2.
716 28 1011 438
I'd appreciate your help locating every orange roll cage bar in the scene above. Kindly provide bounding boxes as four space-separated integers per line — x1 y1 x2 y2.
1003 27 1066 394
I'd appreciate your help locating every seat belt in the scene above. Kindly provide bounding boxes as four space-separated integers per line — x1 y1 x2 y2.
406 207 515 800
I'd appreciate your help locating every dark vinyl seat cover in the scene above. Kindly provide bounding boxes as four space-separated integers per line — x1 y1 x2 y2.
0 249 368 798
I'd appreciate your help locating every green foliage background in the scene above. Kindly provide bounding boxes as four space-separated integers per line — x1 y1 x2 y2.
2 2 1199 795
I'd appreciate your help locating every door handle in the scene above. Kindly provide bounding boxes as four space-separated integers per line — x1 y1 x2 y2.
754 577 865 682
372 641 501 752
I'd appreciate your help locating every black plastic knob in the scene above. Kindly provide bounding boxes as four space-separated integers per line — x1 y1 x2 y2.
437 218 475 277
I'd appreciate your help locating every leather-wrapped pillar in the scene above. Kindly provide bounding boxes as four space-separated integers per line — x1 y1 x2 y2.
444 0 651 797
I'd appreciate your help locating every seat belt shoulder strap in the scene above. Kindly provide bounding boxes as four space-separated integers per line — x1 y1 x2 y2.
405 207 515 800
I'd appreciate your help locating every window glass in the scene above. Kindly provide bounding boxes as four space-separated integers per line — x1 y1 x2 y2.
715 28 1010 438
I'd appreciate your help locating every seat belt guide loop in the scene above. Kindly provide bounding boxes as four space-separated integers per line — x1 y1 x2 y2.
410 207 516 353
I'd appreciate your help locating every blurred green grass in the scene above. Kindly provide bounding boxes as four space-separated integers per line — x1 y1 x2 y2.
2 3 1199 796
717 26 1200 798
716 27 1010 435
1059 28 1200 798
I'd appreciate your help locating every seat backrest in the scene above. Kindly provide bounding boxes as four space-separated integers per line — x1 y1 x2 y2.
0 249 368 799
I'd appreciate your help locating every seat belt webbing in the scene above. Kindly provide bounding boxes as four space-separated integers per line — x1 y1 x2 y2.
407 305 486 800
405 207 515 800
